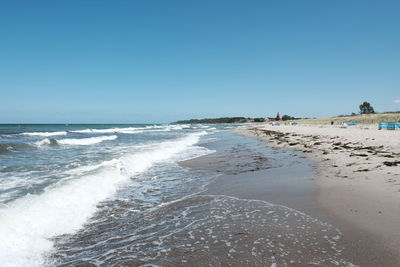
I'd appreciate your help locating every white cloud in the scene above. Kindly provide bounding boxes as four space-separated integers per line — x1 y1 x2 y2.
394 99 400 104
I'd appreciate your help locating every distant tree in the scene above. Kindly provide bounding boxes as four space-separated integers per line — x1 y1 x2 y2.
253 118 265 122
282 115 295 121
174 117 247 124
359 102 375 114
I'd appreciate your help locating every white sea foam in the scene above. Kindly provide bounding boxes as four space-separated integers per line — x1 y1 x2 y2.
22 131 68 137
57 135 118 145
33 138 52 147
71 127 141 134
0 131 208 267
33 135 117 147
71 126 161 134
70 125 190 135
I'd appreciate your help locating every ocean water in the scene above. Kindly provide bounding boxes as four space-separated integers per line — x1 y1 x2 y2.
0 124 354 266
0 124 221 266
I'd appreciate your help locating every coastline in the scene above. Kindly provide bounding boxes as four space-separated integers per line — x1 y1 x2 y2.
236 124 400 265
179 132 356 266
178 130 395 266
180 132 319 216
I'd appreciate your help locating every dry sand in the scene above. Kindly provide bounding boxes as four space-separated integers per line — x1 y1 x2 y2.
237 124 400 263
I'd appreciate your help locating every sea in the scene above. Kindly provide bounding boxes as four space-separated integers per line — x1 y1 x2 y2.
0 124 354 266
0 124 226 266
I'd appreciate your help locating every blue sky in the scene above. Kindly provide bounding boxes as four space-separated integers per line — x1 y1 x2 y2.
0 0 399 123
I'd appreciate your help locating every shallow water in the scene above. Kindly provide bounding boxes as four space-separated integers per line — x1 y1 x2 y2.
54 194 352 266
0 124 355 266
0 124 219 266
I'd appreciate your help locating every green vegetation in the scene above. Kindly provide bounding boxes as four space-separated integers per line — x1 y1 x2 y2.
282 115 297 121
173 102 398 125
294 113 400 125
174 117 248 124
359 101 375 114
174 115 302 124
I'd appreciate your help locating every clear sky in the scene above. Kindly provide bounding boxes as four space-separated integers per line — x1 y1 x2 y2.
0 0 399 123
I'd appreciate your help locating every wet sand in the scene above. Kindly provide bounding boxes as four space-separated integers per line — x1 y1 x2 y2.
180 131 398 266
54 129 398 266
181 133 319 217
235 125 400 266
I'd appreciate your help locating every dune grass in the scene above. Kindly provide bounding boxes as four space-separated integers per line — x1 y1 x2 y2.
293 113 400 125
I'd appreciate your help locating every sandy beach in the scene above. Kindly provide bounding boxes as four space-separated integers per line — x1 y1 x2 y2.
236 124 400 265
179 132 355 266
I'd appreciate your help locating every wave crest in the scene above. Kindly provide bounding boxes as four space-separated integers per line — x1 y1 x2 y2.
0 131 208 266
57 135 118 146
70 125 191 134
32 135 118 147
22 131 68 137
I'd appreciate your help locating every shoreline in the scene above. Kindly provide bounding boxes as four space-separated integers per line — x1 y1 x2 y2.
180 133 319 216
179 132 356 265
237 124 400 265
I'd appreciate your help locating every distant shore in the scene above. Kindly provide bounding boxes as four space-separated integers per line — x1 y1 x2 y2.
237 124 400 265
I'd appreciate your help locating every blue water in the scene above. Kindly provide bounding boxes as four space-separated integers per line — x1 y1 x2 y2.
0 124 353 266
0 123 227 266
0 124 213 202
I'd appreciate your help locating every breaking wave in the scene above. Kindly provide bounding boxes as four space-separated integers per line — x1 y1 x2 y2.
21 131 68 137
0 132 208 267
70 125 191 134
56 135 118 145
33 136 118 147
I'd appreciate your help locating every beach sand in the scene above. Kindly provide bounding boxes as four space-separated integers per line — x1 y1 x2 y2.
236 124 400 266
179 133 351 266
177 130 399 266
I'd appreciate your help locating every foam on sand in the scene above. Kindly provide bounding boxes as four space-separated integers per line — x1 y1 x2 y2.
0 131 207 267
